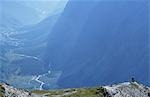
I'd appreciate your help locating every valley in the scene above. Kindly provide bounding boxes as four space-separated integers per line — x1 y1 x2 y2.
0 15 61 90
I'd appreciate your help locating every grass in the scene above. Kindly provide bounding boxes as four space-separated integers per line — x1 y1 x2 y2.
130 82 139 89
32 89 64 96
32 87 107 97
62 87 105 97
0 84 5 97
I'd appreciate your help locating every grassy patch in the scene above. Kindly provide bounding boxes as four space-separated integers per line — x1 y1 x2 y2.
130 82 139 89
63 87 104 97
0 84 5 97
32 87 107 97
32 89 64 96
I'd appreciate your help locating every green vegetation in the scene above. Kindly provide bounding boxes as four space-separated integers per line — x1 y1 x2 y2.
32 87 108 97
62 87 105 97
130 82 139 89
0 84 5 97
32 89 64 95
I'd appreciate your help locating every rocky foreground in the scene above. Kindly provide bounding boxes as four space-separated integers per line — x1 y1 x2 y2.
0 82 150 97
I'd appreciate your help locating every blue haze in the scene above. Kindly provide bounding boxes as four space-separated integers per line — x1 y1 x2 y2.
46 0 149 88
0 0 149 89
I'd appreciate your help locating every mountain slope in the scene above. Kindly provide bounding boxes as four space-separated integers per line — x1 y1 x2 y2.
0 82 150 97
0 12 61 89
46 0 149 88
1 1 39 25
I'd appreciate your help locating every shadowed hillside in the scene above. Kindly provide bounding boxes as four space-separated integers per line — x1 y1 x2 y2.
46 0 149 88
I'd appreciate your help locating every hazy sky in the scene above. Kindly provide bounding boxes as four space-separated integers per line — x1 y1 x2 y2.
22 0 69 18
1 0 69 24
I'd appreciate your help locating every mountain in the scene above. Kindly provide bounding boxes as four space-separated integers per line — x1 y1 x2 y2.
0 81 150 97
1 1 40 25
46 0 149 88
9 13 60 75
0 0 149 90
0 11 61 89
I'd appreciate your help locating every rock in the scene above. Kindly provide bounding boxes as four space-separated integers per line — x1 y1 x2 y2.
1 81 149 97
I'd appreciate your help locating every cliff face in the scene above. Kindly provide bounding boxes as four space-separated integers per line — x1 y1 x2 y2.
46 0 149 88
0 82 150 97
